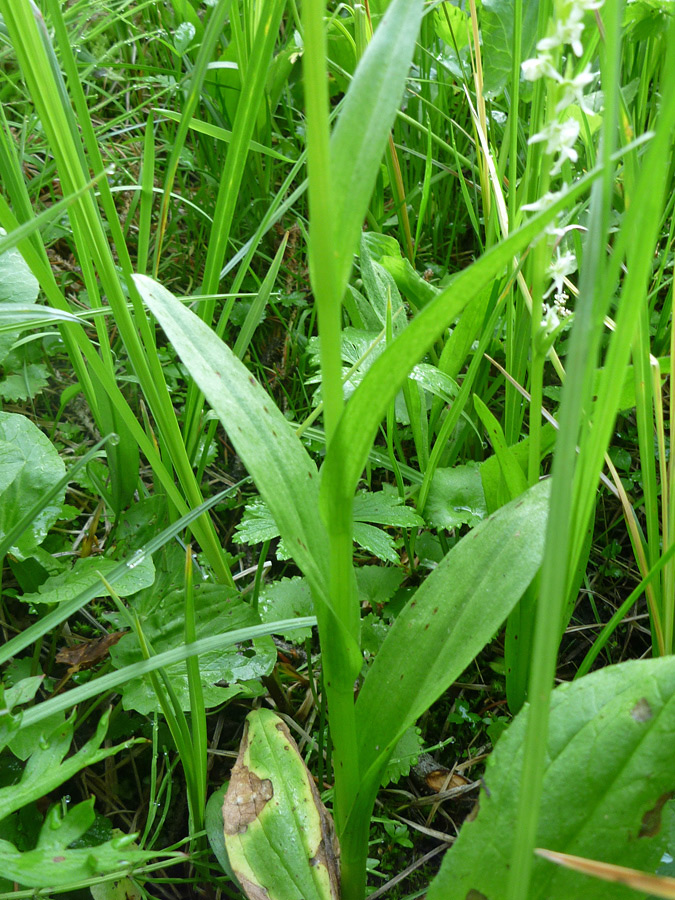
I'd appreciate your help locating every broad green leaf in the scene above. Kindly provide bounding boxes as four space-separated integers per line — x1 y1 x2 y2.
0 442 24 495
205 782 240 884
233 497 285 546
353 488 423 528
480 425 557 512
424 463 487 530
383 726 423 786
7 710 65 762
0 674 52 755
472 396 537 714
329 0 424 292
535 847 675 900
427 657 675 900
0 363 49 402
90 877 144 900
173 21 195 55
0 412 65 560
355 565 404 610
2 676 43 711
0 798 156 888
355 478 550 780
336 480 550 875
0 235 39 365
359 233 407 336
380 254 439 310
434 3 471 52
408 363 458 405
474 394 528 511
110 585 274 714
223 709 339 900
17 618 316 734
235 489 421 563
361 612 389 656
20 555 155 605
480 0 539 97
352 522 400 564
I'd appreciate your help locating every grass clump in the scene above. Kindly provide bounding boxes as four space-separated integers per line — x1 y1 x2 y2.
1 1 675 899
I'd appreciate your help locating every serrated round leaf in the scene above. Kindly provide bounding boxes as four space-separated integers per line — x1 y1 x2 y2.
259 577 314 641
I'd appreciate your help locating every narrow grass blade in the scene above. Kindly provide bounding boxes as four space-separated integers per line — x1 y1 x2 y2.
17 618 316 731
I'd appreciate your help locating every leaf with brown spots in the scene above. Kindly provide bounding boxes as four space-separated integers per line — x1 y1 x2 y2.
426 657 675 900
222 709 339 900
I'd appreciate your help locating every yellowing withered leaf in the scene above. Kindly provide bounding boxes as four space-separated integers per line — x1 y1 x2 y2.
222 709 339 900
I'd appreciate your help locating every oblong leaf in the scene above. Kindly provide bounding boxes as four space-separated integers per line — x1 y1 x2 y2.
136 274 328 597
427 657 675 900
330 0 424 291
223 709 340 900
320 167 607 515
355 478 550 777
136 275 361 677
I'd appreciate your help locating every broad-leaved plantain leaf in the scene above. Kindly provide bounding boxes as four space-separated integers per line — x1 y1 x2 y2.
480 0 539 97
427 657 675 900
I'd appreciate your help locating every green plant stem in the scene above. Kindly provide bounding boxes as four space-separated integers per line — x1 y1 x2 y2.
303 0 361 869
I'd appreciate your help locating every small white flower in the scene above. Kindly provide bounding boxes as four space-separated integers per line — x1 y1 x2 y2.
537 9 586 57
545 221 566 238
556 64 598 112
552 291 572 317
544 249 577 298
541 304 561 333
529 118 580 153
530 119 581 175
521 187 567 212
521 53 559 82
551 146 578 175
